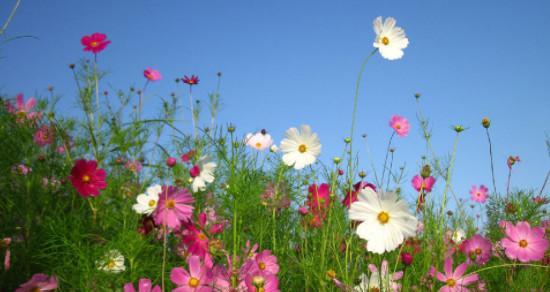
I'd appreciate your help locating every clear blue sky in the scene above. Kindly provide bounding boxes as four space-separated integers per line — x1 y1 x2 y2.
1 0 549 207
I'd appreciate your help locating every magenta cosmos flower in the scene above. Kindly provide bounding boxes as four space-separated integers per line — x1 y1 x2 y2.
144 68 162 81
70 159 107 197
170 255 212 292
389 115 410 137
460 234 492 265
469 185 489 203
81 33 111 54
434 257 478 292
123 278 161 292
15 273 58 292
342 181 377 208
412 175 436 192
501 221 549 262
183 75 200 86
7 94 40 121
153 186 194 230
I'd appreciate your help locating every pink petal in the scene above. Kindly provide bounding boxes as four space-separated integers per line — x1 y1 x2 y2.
443 257 453 276
453 262 468 278
138 278 152 292
16 94 24 109
170 267 190 285
123 283 136 292
188 255 201 278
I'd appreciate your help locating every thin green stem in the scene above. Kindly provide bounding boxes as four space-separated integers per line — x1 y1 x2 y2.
485 128 498 196
440 133 461 231
380 132 395 191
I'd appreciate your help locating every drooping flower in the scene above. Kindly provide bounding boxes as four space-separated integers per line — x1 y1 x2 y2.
389 115 410 137
349 188 418 254
2 237 11 270
133 185 162 215
70 159 107 197
412 175 436 192
123 278 161 292
501 221 549 262
7 94 41 121
34 125 55 147
469 185 489 203
81 33 111 54
246 129 274 150
373 16 409 60
460 234 492 265
143 68 162 81
434 257 479 292
15 273 58 292
97 249 125 273
170 255 212 291
153 186 194 230
280 125 321 170
189 156 217 193
183 75 200 86
342 181 377 208
125 160 143 174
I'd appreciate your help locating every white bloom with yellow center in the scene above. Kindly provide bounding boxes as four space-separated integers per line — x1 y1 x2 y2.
132 184 161 215
452 228 466 244
349 188 417 254
245 130 274 151
279 125 321 170
191 156 217 192
97 249 125 273
373 16 409 61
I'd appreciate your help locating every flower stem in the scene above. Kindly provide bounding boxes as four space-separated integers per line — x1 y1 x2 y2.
161 186 168 292
380 132 395 191
440 133 461 231
485 128 498 196
539 170 550 196
189 86 196 138
138 80 149 121
506 168 512 196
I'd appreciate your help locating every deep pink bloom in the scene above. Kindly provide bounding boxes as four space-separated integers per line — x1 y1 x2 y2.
70 159 107 197
170 255 212 291
189 165 201 178
435 257 478 292
401 252 413 266
144 68 162 81
153 186 194 230
34 125 55 147
412 175 436 192
501 221 549 262
124 278 161 292
125 160 143 174
460 234 492 265
7 94 40 121
15 273 58 292
181 220 210 260
183 75 200 86
305 183 332 227
469 185 489 203
81 33 111 54
341 181 376 208
389 115 410 137
166 157 177 167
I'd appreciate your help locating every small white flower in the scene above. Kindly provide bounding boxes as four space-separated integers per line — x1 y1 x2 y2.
355 260 403 291
373 16 409 60
97 249 125 273
270 144 278 153
245 130 274 151
279 125 321 170
190 156 217 192
349 188 417 254
132 184 161 215
452 228 466 244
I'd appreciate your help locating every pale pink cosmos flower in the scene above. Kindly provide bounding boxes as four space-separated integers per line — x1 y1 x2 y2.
125 160 143 174
469 185 489 203
170 255 212 291
123 278 161 292
245 129 274 151
412 175 436 192
241 249 280 276
389 115 410 137
33 125 55 147
153 186 195 230
144 68 162 81
15 273 58 292
435 257 478 291
243 271 280 292
460 234 492 265
7 94 41 121
501 221 549 262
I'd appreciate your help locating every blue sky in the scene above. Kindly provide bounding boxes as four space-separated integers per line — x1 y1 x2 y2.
1 0 549 207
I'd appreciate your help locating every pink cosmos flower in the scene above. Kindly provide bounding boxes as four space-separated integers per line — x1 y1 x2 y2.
434 257 478 291
183 75 200 86
7 94 40 121
33 125 55 147
469 185 489 203
242 250 280 276
170 255 212 291
13 164 32 175
501 221 549 262
15 273 58 292
144 68 162 81
181 216 211 260
70 159 107 197
341 181 376 208
389 115 410 137
412 175 436 192
153 186 195 230
125 160 143 174
81 33 111 54
460 234 492 265
124 278 161 292
305 183 332 227
244 271 280 292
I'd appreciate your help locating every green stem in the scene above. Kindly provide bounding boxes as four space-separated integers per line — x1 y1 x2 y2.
463 263 548 278
485 128 498 196
440 133 460 232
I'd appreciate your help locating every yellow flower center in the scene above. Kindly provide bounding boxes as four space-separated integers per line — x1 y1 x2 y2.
107 259 116 269
82 175 91 183
166 199 176 209
446 278 456 287
395 123 401 130
475 248 482 255
148 200 156 207
259 262 266 270
198 233 207 240
31 287 41 292
377 211 390 224
255 142 262 148
252 276 265 288
381 36 390 45
421 181 426 189
90 41 99 47
188 277 200 288
298 144 307 153
519 239 528 248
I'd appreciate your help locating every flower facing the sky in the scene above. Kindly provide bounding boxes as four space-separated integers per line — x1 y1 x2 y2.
97 249 125 273
469 185 489 203
183 75 200 86
7 94 41 121
15 273 58 292
133 184 162 215
246 129 274 151
373 16 409 60
144 68 162 81
170 255 212 291
280 125 321 170
190 156 217 192
70 159 107 197
349 188 417 254
501 221 548 262
412 175 436 192
389 115 410 137
460 234 492 265
125 160 143 174
434 257 479 292
154 186 194 230
124 278 161 292
81 33 111 54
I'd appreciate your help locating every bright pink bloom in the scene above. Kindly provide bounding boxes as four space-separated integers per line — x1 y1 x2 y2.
7 94 40 121
435 257 478 292
401 252 413 266
189 165 201 178
15 273 58 292
183 75 200 86
124 278 161 292
181 221 210 260
412 175 436 192
242 250 280 276
389 115 410 137
460 234 492 265
153 186 194 230
166 157 177 167
305 183 332 227
341 181 376 208
81 33 111 54
501 221 549 262
33 125 55 147
469 185 489 203
170 255 212 292
70 159 107 197
244 271 280 292
144 68 162 81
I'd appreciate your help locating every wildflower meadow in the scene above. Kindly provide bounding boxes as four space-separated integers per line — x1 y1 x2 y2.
1 1 549 291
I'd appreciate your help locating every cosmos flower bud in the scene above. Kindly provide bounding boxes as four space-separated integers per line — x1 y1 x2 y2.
227 125 236 133
166 157 177 167
401 252 413 266
481 117 490 128
453 125 465 133
420 165 431 178
69 64 75 69
358 171 366 178
344 137 352 144
333 157 341 164
414 92 421 99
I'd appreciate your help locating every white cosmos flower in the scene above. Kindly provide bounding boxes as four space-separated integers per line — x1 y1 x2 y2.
191 156 217 192
373 16 409 60
97 249 125 273
349 188 417 254
355 260 403 292
452 228 466 244
245 130 274 151
132 184 161 215
279 125 321 170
